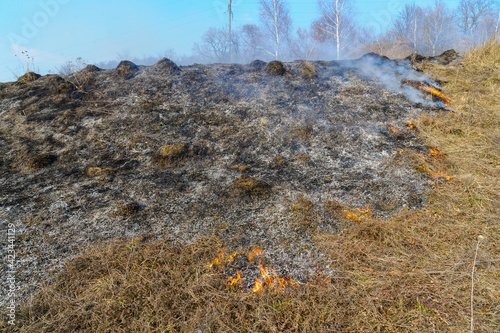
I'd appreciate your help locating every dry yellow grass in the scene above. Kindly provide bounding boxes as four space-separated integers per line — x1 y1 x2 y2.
316 39 500 331
4 40 499 332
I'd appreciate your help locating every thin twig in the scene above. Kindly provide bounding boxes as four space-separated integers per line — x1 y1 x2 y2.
471 235 484 332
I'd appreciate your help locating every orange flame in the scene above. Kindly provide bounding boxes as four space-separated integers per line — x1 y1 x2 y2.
210 250 238 268
226 271 243 287
389 126 399 133
428 169 455 181
212 247 298 293
344 204 372 221
210 250 224 268
418 84 450 106
253 264 297 292
412 166 454 181
227 252 238 263
429 148 445 161
422 148 446 162
407 121 415 129
253 278 264 293
248 247 263 263
344 211 361 221
259 265 273 285
356 204 373 218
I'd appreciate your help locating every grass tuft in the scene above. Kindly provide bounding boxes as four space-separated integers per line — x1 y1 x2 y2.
301 61 317 79
16 72 41 84
266 60 286 76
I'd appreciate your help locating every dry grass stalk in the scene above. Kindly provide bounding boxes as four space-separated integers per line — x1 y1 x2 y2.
471 235 485 332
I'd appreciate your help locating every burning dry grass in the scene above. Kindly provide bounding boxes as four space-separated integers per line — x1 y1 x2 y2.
402 79 451 106
4 41 499 332
316 39 500 331
6 236 353 332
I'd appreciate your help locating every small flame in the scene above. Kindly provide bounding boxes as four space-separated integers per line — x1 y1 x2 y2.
226 271 243 287
210 250 238 268
344 211 361 221
407 121 415 129
356 204 373 218
428 169 455 181
259 265 273 285
253 264 297 292
403 79 451 106
389 126 399 133
248 247 263 263
422 148 446 162
253 278 264 293
392 149 404 155
344 204 372 221
210 250 224 268
227 252 238 263
418 84 451 106
412 166 454 181
212 247 298 293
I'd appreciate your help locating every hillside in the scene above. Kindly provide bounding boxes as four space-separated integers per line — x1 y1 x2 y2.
1 42 498 332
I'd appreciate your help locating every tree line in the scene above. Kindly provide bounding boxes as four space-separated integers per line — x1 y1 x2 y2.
190 0 499 64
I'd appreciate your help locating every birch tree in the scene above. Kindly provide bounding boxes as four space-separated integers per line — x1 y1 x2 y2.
228 0 233 61
258 0 292 60
458 0 498 44
422 0 455 56
240 24 267 62
392 3 424 52
458 0 496 35
290 27 319 60
314 0 356 60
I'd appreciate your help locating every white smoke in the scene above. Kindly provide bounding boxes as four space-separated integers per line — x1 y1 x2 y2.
353 54 444 106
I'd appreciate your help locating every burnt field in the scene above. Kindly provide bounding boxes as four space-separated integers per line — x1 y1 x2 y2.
0 53 458 302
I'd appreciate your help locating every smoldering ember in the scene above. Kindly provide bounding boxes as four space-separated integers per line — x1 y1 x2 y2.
0 52 459 300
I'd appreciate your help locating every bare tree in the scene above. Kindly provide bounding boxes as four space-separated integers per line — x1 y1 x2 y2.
159 48 177 61
458 0 496 36
194 27 231 63
474 5 500 42
290 27 319 60
258 0 292 60
391 3 424 52
496 7 500 34
240 24 266 62
422 0 456 56
314 0 357 60
228 0 233 61
496 6 500 34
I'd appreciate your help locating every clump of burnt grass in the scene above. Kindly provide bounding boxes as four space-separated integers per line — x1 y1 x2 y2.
301 61 317 79
4 41 499 332
230 176 272 198
26 152 57 169
16 72 41 84
266 60 286 76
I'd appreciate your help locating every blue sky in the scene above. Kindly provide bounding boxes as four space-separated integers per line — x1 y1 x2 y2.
0 0 460 82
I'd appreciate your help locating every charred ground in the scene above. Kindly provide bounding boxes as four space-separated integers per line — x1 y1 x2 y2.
0 53 454 301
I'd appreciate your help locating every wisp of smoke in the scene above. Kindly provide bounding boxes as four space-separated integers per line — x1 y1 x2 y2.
354 54 442 106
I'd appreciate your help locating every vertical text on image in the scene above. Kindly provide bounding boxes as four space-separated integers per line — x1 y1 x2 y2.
5 222 16 325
